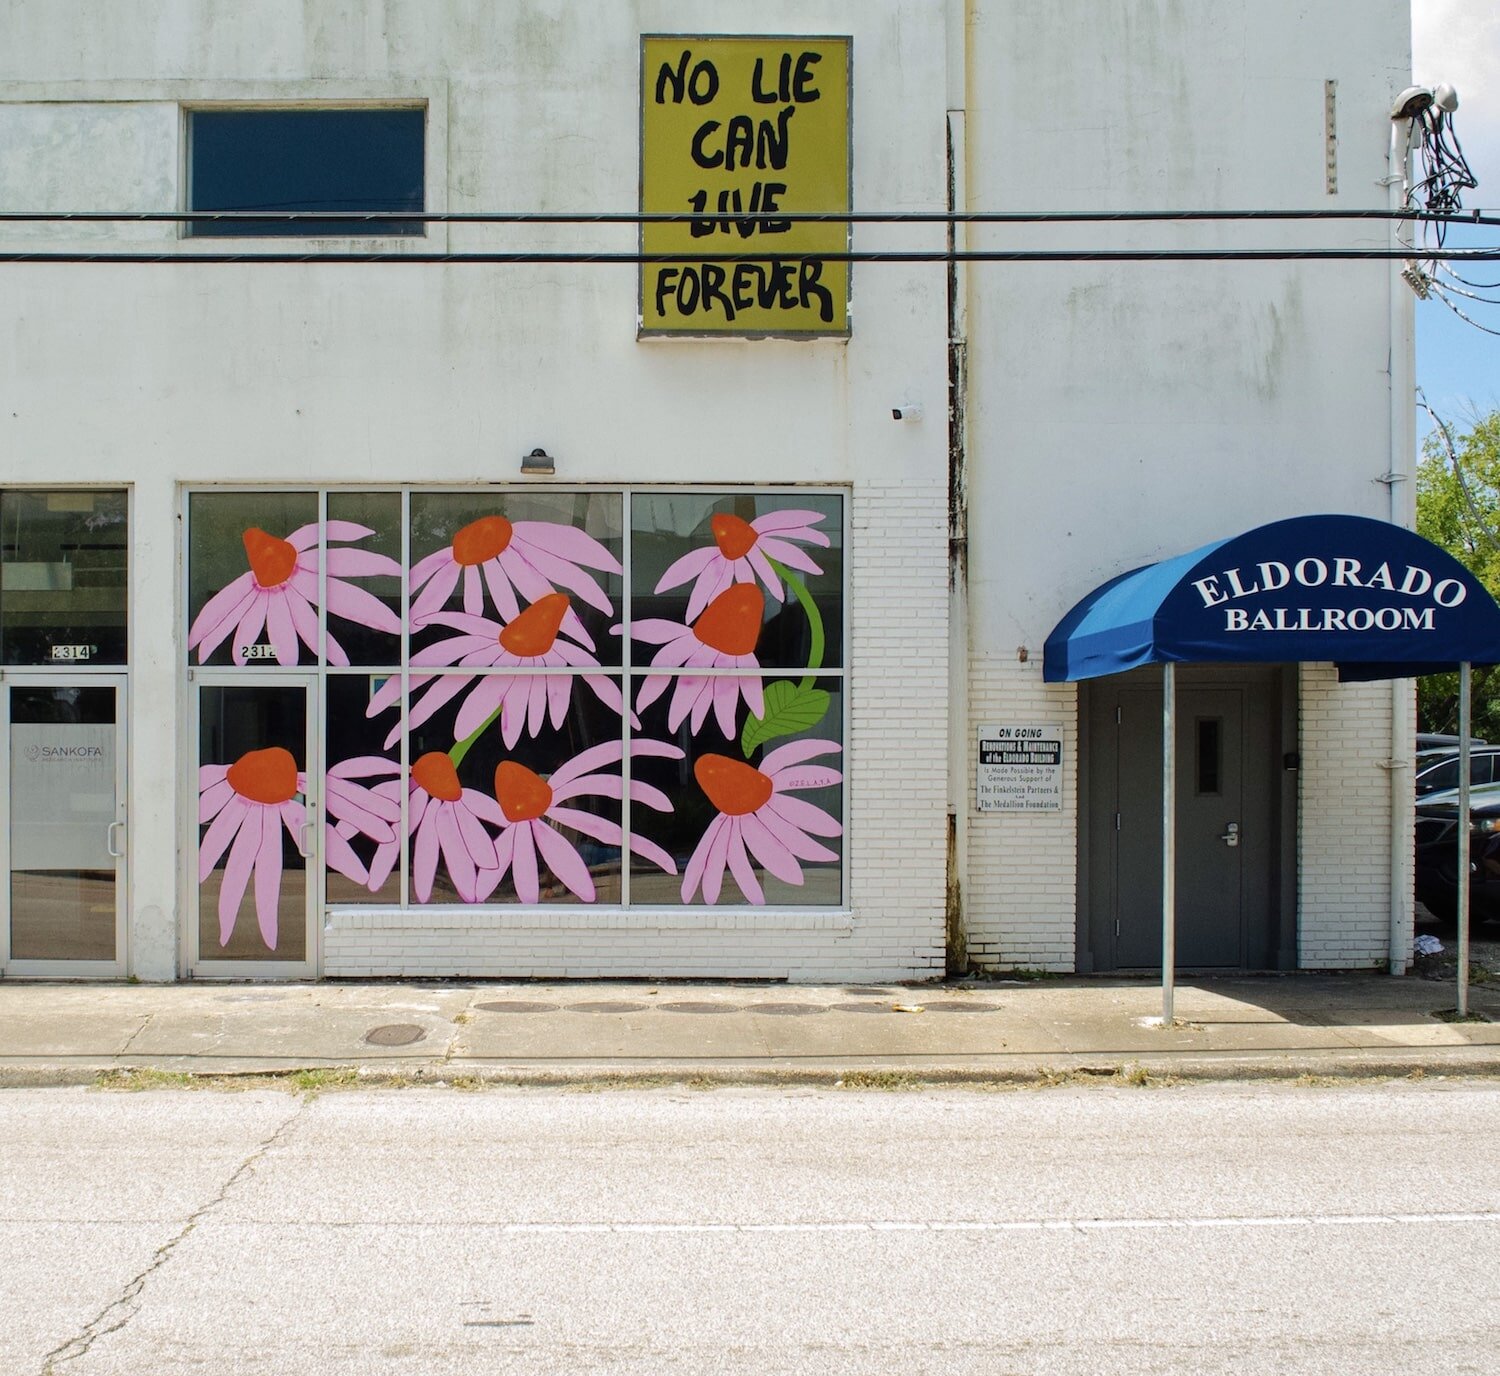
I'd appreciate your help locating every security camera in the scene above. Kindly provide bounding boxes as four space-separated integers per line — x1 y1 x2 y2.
891 404 923 422
1392 85 1434 119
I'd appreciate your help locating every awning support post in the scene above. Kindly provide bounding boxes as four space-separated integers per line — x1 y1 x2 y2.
1458 662 1471 1018
1162 661 1176 1025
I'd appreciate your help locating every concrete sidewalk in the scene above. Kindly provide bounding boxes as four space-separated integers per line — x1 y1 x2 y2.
4 972 1500 1086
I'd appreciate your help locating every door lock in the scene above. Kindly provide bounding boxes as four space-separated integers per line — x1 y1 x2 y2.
1220 821 1240 848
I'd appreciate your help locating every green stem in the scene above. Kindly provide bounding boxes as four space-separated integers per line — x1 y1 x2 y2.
449 705 502 770
766 556 824 690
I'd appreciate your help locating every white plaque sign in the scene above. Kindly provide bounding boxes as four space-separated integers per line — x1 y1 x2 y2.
9 724 114 869
976 723 1062 812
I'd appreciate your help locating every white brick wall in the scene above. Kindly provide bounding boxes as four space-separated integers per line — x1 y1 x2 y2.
1298 663 1408 970
323 483 950 982
962 657 1080 973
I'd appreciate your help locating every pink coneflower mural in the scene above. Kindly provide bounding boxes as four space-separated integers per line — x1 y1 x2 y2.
681 742 843 904
631 583 766 737
474 740 684 903
324 756 403 887
409 514 621 631
198 747 307 948
366 593 628 749
188 521 401 666
656 510 830 621
394 752 507 904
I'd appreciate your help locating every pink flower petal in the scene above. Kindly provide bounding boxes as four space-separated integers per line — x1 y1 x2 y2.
325 548 400 578
453 801 500 872
198 779 235 825
495 547 555 609
412 634 494 667
329 755 403 780
367 840 399 892
512 521 623 573
285 587 321 660
409 546 452 591
218 805 262 945
512 821 540 903
680 814 724 903
712 676 740 738
510 542 614 615
476 824 518 900
453 675 510 740
436 804 478 902
525 675 548 738
740 811 805 886
265 591 301 666
253 810 284 948
325 825 370 886
547 806 622 847
549 740 626 788
725 826 765 904
761 739 843 774
500 684 528 749
686 560 735 623
411 561 462 620
188 573 257 655
766 794 843 838
286 522 321 552
199 763 230 789
481 560 520 621
738 675 765 720
326 578 401 634
463 566 483 616
199 795 249 878
756 537 823 576
459 788 508 828
751 509 830 540
667 676 710 733
626 779 673 812
629 832 678 876
630 619 694 645
583 675 627 720
423 610 504 637
534 820 595 902
413 809 440 902
654 545 719 595
552 774 623 804
635 674 671 713
688 678 716 734
231 594 268 666
700 815 734 904
747 547 783 600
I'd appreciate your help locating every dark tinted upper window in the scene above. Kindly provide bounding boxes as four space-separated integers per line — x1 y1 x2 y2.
188 109 424 236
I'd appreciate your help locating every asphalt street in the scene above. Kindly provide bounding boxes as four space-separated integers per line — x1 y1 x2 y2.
5 1080 1500 1374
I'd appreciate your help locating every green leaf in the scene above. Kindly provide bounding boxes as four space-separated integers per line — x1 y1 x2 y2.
741 681 830 757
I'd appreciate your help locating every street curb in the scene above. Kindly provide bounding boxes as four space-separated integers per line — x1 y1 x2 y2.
5 1046 1500 1090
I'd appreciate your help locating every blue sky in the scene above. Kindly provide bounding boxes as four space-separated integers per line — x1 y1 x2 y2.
1414 1 1500 431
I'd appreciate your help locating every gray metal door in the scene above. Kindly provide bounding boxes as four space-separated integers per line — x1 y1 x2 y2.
1089 672 1276 970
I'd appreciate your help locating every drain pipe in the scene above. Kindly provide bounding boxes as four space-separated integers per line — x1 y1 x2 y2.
1385 112 1417 975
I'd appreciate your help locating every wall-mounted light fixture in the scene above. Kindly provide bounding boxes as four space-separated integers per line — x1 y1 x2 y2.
521 447 555 476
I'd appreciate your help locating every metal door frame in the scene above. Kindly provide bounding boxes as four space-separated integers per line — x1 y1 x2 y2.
0 670 128 978
187 670 319 979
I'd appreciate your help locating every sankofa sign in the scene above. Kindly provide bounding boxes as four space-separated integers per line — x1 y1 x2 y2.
640 35 851 337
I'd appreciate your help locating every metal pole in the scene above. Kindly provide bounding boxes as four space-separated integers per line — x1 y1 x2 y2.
1162 662 1177 1024
1458 664 1472 1018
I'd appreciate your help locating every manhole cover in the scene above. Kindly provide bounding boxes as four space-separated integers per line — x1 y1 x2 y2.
746 1002 825 1016
830 1002 894 1014
923 1002 1002 1014
564 1001 650 1014
474 1001 561 1014
657 1001 742 1014
363 1023 425 1046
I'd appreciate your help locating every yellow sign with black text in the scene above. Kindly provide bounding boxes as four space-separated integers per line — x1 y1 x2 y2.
640 35 851 336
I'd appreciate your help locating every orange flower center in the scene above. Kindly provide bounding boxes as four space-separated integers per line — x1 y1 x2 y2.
692 584 764 656
452 515 514 567
499 592 570 657
695 755 773 817
495 760 553 823
226 747 300 806
711 513 759 561
412 751 463 802
242 527 298 589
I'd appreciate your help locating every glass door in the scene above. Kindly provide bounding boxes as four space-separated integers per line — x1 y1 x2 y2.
2 675 127 975
191 675 318 976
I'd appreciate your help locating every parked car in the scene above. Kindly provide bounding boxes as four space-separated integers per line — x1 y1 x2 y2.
1416 733 1487 751
1414 746 1500 797
1414 780 1500 922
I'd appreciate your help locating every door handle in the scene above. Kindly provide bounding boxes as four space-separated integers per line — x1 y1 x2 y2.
1220 822 1240 848
297 820 315 859
106 820 125 859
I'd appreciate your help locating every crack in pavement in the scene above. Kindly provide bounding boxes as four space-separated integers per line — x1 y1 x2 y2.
38 1097 308 1374
114 1012 154 1057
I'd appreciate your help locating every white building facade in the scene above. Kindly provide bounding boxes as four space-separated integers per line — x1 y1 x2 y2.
0 0 1416 983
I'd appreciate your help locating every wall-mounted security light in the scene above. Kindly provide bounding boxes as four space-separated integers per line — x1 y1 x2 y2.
521 447 555 476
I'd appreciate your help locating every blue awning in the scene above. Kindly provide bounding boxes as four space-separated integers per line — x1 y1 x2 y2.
1043 514 1500 683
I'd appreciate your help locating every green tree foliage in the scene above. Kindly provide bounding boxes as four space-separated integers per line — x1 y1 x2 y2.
1416 409 1500 739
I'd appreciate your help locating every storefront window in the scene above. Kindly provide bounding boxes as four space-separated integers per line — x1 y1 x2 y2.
1 489 128 665
187 489 845 911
